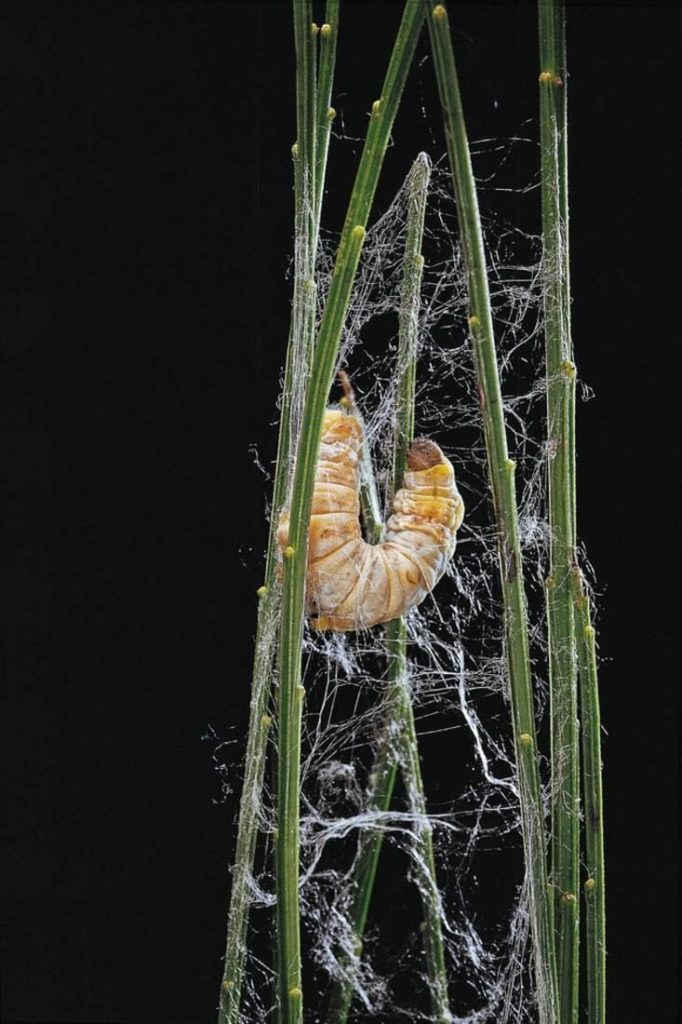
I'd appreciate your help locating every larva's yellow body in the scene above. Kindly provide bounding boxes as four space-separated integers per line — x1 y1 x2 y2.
278 409 464 631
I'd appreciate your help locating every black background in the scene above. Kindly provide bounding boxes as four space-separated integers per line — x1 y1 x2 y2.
2 2 679 1022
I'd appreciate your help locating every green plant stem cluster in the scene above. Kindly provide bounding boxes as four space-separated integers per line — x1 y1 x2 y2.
328 153 452 1024
276 5 425 1021
220 4 606 1023
428 4 559 1020
538 6 579 1021
538 4 605 1023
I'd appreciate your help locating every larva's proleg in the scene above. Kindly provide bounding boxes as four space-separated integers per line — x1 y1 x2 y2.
278 409 464 631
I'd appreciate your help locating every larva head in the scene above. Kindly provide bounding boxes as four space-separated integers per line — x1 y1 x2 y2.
407 437 445 471
403 437 463 529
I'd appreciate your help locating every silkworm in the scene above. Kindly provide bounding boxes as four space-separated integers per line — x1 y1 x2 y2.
278 408 464 631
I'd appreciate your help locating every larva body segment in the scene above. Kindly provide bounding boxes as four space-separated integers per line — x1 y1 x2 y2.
277 409 464 631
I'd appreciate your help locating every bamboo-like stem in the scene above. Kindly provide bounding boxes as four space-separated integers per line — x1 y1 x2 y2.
292 2 318 373
274 6 320 1020
329 154 452 1024
394 658 451 1022
338 371 384 545
218 588 278 1024
554 8 575 535
219 6 324 1021
276 7 425 1021
427 5 558 1021
327 731 399 1024
538 4 579 1019
390 155 449 1023
315 1 340 241
217 188 302 1024
573 571 605 1024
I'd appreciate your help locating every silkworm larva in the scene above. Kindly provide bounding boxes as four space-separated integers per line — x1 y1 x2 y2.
278 408 464 631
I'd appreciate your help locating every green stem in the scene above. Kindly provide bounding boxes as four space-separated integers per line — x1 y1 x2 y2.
555 8 575 535
393 154 429 481
427 5 558 1021
292 2 318 372
218 217 301 1024
218 255 300 1024
339 366 384 544
392 635 451 1022
573 572 605 1024
348 402 385 545
315 1 340 240
218 590 278 1024
386 153 451 1022
274 6 320 1021
277 7 425 1021
329 154 451 1023
538 4 579 1019
219 6 324 1020
326 732 400 1023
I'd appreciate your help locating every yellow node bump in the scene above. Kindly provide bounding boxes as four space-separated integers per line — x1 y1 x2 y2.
506 459 516 472
585 624 596 641
561 891 577 905
291 142 298 159
321 23 332 39
298 685 306 698
284 545 296 559
339 396 352 409
519 733 533 748
539 71 553 84
468 314 480 329
222 979 234 992
433 4 447 20
352 225 366 241
289 987 302 1001
256 585 267 598
327 106 336 121
562 359 577 378
371 99 382 117
311 22 319 36
261 714 272 728
585 878 597 893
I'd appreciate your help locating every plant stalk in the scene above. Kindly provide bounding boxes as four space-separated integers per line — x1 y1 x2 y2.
292 1 318 376
392 624 451 1022
538 3 579 1019
427 5 558 1021
219 5 326 1020
329 154 452 1023
315 1 340 242
276 6 425 1020
389 153 450 1023
573 572 605 1024
274 6 320 1020
338 370 384 545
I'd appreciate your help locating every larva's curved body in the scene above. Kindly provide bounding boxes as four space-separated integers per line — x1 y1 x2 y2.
278 409 464 631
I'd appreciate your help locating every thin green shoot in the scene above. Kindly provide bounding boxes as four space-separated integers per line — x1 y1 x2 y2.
275 6 425 1019
427 4 558 1020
